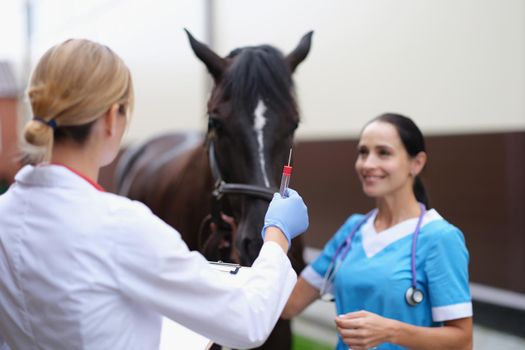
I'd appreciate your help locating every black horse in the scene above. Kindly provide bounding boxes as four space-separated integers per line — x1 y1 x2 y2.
114 29 313 349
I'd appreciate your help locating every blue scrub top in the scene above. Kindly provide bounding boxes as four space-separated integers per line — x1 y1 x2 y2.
303 209 472 350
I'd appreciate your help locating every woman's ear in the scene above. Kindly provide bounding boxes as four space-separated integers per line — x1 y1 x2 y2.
411 151 427 176
104 104 120 136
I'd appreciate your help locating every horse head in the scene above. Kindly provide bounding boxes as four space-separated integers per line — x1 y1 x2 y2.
185 29 312 265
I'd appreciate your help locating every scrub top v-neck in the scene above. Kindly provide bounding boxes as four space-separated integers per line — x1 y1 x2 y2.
301 210 472 350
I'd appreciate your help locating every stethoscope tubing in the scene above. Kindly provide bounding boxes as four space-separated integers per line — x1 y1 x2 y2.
321 203 426 302
411 204 426 288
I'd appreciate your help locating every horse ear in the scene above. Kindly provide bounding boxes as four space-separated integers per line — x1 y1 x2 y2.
286 31 314 73
184 28 226 82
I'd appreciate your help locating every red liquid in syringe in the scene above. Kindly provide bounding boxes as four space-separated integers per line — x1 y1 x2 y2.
279 149 293 197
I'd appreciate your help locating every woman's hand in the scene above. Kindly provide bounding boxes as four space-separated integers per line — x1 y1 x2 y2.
335 310 397 350
262 188 309 245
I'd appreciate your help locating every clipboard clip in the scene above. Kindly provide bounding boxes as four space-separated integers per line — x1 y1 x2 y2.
209 261 241 275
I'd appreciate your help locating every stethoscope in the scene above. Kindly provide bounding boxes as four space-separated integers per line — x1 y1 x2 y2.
320 203 426 306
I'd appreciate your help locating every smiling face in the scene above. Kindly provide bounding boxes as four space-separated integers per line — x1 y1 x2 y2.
355 121 418 200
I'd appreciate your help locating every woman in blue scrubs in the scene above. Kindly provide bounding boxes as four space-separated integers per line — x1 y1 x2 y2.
282 113 473 350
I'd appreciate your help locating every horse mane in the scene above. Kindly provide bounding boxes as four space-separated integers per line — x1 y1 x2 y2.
220 45 299 121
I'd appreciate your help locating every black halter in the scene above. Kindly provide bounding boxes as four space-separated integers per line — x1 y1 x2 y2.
198 136 276 260
207 139 276 202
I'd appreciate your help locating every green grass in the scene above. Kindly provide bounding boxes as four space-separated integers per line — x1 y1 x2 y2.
292 333 333 350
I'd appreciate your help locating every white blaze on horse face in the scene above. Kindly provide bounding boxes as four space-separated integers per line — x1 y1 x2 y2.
253 99 270 188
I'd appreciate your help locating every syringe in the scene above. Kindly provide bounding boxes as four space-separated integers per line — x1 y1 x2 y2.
279 148 293 198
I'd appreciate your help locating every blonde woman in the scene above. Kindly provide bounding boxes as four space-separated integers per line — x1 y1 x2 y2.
0 39 308 349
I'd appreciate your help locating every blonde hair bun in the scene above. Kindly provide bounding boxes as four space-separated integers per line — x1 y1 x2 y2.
23 38 134 163
23 119 54 147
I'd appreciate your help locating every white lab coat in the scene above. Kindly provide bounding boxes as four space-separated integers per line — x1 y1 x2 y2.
0 165 296 349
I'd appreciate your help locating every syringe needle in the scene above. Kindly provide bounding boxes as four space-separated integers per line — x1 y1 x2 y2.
287 148 293 166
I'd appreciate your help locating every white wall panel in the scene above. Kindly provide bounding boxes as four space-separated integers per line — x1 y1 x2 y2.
17 0 525 142
29 0 207 144
214 0 525 138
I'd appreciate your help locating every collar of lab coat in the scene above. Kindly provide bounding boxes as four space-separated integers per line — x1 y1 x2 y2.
15 164 105 192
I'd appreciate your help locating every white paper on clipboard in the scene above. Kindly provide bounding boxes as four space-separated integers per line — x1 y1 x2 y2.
159 261 251 350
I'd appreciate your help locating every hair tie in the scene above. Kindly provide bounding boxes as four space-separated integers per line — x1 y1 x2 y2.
33 116 57 130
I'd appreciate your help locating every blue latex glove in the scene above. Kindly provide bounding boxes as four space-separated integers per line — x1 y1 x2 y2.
261 188 309 246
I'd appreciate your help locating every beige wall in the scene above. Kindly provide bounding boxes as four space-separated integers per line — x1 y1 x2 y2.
30 0 208 145
213 0 525 139
23 0 525 143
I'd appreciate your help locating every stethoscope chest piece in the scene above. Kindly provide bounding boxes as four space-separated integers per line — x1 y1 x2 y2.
405 286 424 306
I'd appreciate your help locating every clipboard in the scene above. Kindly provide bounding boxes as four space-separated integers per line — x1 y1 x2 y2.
205 261 250 349
160 261 251 350
208 261 243 274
